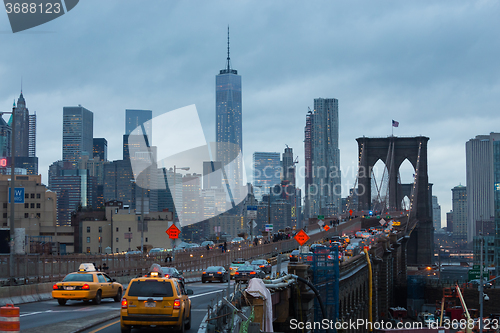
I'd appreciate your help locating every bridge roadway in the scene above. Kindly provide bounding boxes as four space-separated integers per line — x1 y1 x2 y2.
12 213 410 332
17 263 289 333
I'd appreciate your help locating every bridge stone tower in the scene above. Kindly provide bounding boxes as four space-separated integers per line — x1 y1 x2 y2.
356 136 433 265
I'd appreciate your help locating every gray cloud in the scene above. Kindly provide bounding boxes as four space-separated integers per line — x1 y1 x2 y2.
1 0 499 225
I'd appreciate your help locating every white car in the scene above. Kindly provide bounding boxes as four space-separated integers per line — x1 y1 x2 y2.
231 237 245 243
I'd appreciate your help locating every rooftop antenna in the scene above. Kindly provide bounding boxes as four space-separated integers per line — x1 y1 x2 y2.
226 25 231 71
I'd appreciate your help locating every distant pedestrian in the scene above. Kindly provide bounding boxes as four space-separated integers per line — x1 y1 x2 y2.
206 244 210 251
223 242 227 253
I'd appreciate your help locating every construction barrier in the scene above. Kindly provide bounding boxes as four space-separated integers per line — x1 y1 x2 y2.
0 303 20 332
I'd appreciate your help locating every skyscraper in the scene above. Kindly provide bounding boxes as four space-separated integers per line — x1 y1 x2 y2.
465 133 500 243
125 109 152 137
2 92 39 174
62 106 93 166
216 28 242 202
281 146 295 185
93 138 108 161
123 109 152 160
253 152 280 201
308 98 341 217
432 196 441 230
452 185 467 242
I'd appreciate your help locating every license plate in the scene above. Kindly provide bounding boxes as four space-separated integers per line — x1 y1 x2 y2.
65 286 75 290
145 302 156 308
208 274 213 276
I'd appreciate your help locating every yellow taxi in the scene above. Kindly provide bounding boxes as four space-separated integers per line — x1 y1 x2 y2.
120 264 193 333
52 263 123 306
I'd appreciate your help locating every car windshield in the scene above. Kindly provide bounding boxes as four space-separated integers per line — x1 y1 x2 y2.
127 280 174 297
251 260 266 265
206 266 223 272
63 274 94 282
232 260 245 264
238 265 256 271
161 267 177 275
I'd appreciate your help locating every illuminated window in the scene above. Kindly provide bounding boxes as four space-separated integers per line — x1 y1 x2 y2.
87 237 91 243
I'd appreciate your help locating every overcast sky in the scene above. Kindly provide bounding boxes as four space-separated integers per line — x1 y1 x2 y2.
1 1 499 226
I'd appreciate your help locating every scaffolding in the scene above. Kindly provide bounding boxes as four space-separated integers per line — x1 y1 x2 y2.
312 247 339 332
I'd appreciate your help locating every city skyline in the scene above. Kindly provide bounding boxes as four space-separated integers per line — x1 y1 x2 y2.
1 1 500 225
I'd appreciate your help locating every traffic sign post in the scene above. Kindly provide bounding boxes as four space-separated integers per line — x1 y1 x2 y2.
294 230 310 246
166 224 181 239
468 269 489 281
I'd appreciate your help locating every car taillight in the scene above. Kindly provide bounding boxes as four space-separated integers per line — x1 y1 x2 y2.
235 272 239 275
82 284 90 290
173 299 181 309
250 272 256 275
290 255 292 258
53 284 58 290
121 298 128 309
259 265 264 268
202 271 206 274
165 274 170 278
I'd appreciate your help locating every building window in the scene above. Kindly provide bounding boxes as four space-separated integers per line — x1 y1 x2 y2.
98 226 102 233
98 247 101 253
2 203 6 208
30 193 35 199
98 236 102 243
145 237 148 242
3 213 6 218
87 247 91 253
24 203 29 209
36 203 40 209
36 213 40 218
116 248 119 253
36 193 41 199
25 193 29 199
116 238 119 243
116 227 119 232
30 203 35 209
87 226 90 233
128 227 131 232
24 213 29 218
87 237 90 243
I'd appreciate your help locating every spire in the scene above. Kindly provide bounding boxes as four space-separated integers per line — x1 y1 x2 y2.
226 25 231 71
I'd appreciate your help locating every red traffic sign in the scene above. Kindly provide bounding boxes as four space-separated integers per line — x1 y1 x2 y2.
324 225 330 231
294 230 310 246
166 224 181 239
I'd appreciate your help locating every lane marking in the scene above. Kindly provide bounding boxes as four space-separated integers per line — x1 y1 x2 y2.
89 319 120 333
189 289 225 299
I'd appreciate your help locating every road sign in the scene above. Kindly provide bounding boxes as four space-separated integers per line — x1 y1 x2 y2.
317 220 324 227
379 218 386 225
318 215 325 220
265 224 273 231
294 230 310 246
166 224 181 239
247 205 258 219
247 220 257 228
324 225 330 231
124 233 133 239
468 269 488 281
8 187 25 204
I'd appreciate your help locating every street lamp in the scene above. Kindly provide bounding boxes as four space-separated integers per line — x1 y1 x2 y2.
130 179 145 254
2 105 16 286
172 166 189 249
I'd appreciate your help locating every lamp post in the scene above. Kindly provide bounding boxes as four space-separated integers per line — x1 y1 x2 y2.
172 166 189 249
130 179 145 254
479 218 484 333
2 106 16 286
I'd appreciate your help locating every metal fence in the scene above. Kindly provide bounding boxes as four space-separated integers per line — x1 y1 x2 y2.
0 228 334 285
